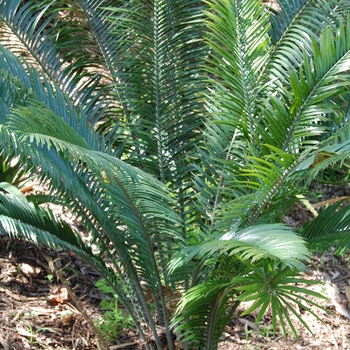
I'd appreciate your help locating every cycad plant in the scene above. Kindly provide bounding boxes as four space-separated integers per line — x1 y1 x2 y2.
1 0 350 349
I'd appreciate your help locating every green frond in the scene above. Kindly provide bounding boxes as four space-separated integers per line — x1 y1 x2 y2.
1 114 177 350
0 0 118 126
104 0 207 179
172 281 238 349
298 202 350 254
169 224 310 273
1 0 115 79
2 119 182 278
205 0 270 140
0 42 185 348
286 20 350 150
0 184 85 250
101 1 209 295
2 1 350 348
0 44 107 140
257 15 350 153
233 147 304 225
195 0 272 238
269 0 346 43
196 144 309 230
173 263 325 347
264 0 349 95
236 265 327 339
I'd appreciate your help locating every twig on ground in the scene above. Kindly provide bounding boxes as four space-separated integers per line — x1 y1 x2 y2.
238 318 259 331
110 342 138 349
312 196 350 209
46 256 110 350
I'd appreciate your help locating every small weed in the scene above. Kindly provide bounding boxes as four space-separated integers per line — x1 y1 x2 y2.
20 319 52 348
47 274 54 283
259 324 273 338
95 279 134 340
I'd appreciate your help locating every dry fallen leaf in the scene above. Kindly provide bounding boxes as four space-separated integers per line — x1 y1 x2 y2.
20 263 35 276
49 287 72 305
61 313 74 325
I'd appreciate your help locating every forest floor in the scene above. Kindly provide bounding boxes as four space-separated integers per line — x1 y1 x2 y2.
1 182 350 350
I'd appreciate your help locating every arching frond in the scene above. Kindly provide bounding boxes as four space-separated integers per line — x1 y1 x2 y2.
269 0 347 43
0 187 147 337
0 0 108 87
0 0 120 126
0 44 101 148
170 223 309 274
0 43 183 349
299 202 350 254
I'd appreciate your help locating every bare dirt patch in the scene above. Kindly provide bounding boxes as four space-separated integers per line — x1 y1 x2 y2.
0 239 136 349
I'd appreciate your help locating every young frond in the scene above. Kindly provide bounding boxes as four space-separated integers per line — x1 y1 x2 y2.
205 0 270 141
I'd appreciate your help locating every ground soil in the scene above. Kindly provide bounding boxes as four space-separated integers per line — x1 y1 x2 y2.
1 183 350 350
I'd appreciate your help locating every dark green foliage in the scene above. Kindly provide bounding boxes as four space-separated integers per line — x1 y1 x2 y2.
299 201 350 254
0 0 350 349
